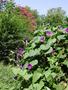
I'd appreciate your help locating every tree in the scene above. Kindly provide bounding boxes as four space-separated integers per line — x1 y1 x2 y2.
23 6 44 29
0 0 7 11
44 7 66 26
19 6 37 32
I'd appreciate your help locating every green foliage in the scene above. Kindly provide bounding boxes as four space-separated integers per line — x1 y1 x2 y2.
0 62 19 90
44 7 66 27
24 6 44 29
0 2 34 61
12 26 68 90
0 1 68 90
63 16 68 28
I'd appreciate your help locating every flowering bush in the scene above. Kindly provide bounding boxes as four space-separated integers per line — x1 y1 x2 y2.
19 7 37 32
12 26 68 90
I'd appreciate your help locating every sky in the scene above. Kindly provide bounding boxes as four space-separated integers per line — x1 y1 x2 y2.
14 0 68 15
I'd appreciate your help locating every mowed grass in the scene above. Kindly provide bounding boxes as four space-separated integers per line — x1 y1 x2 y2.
0 62 18 90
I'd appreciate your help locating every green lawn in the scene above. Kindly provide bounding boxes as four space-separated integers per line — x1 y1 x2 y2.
0 62 18 90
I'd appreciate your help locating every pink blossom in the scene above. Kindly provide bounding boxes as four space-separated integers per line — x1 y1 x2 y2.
64 28 68 33
27 64 32 70
40 36 45 43
46 31 53 36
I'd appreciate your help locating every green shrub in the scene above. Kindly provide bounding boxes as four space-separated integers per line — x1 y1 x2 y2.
0 2 35 61
44 7 66 27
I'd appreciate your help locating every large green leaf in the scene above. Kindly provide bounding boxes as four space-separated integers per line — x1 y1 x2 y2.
57 35 65 40
24 73 32 80
29 49 40 57
44 69 51 79
44 69 53 83
24 52 29 59
63 60 68 68
48 57 57 64
31 43 36 48
12 67 27 76
38 80 44 90
47 38 56 46
30 60 38 66
33 36 40 44
56 83 65 90
40 44 50 51
29 50 36 57
33 71 42 83
12 67 21 75
45 47 53 54
45 87 51 90
12 67 32 80
28 81 44 90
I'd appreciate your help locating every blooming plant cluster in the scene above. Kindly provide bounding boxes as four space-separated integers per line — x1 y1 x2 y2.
12 26 68 90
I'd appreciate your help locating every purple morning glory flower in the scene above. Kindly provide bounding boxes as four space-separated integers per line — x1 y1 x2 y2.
27 64 32 70
17 48 24 56
46 31 53 36
17 48 24 59
18 48 24 52
64 28 68 33
40 36 45 43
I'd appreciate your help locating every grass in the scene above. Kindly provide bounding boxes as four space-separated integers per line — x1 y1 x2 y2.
0 62 18 90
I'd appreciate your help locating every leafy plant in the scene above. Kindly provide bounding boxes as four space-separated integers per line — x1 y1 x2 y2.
12 26 68 90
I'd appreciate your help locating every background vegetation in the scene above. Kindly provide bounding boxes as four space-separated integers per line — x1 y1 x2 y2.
0 0 68 90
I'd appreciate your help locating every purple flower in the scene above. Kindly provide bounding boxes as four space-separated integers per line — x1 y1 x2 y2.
46 31 53 36
64 28 68 33
27 64 32 70
17 48 24 59
18 48 24 52
40 36 45 43
17 48 24 56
